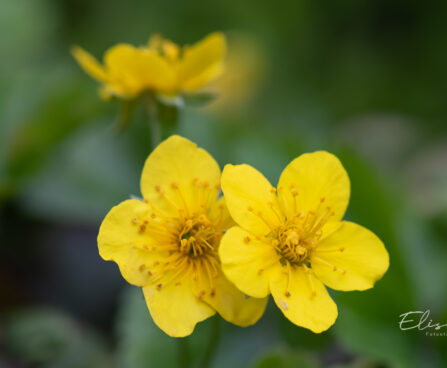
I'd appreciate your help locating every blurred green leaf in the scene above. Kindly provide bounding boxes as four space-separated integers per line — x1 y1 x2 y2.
0 78 105 203
116 98 138 131
253 348 318 368
4 308 111 368
182 91 218 107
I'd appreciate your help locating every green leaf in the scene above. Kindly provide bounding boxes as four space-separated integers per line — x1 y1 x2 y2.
182 90 218 107
3 308 111 368
253 348 318 368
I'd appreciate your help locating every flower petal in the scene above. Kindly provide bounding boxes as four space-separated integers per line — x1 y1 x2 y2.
209 196 235 232
140 135 221 217
71 46 108 82
270 266 338 333
97 199 165 286
219 226 281 298
195 269 268 327
104 44 175 96
277 151 350 222
312 221 389 291
221 164 283 236
177 32 226 91
143 279 215 337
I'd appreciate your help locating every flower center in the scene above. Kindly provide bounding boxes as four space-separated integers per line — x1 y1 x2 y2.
271 200 334 266
177 215 221 258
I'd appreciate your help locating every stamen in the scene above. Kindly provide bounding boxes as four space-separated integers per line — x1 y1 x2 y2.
171 181 190 216
312 256 346 275
303 265 316 298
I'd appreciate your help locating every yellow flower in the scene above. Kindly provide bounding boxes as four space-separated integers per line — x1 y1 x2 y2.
71 32 226 99
219 152 389 333
97 136 267 337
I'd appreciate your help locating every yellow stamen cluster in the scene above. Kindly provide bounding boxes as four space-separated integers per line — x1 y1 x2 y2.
133 179 224 299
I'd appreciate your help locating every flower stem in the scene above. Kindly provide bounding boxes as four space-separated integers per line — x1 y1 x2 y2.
200 316 220 368
144 93 161 148
177 338 190 368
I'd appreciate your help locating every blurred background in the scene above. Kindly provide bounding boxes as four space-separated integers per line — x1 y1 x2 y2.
1 0 447 367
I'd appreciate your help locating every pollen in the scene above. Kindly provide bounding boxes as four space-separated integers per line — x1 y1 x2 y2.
270 200 335 266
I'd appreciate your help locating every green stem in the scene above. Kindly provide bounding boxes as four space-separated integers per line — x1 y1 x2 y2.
200 316 220 368
144 93 161 148
177 338 190 368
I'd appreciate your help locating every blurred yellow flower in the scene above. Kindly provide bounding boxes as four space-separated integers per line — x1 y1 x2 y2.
97 136 267 337
220 151 389 333
71 32 226 99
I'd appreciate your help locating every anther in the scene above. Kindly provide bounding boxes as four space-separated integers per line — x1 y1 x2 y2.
291 188 298 197
139 264 146 271
147 271 153 276
339 247 345 252
155 185 161 192
171 182 179 189
150 213 156 219
132 217 138 224
139 225 146 233
197 291 205 299
156 284 163 290
247 206 254 212
285 291 291 297
244 236 251 244
270 188 276 194
258 268 264 275
320 197 325 202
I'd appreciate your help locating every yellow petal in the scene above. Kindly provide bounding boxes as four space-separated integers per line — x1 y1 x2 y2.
277 151 350 222
270 266 338 333
71 46 108 82
177 32 226 91
97 199 165 286
194 269 268 327
143 279 215 337
104 44 175 96
221 164 283 236
209 196 235 232
312 221 389 291
219 226 281 298
140 135 221 217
